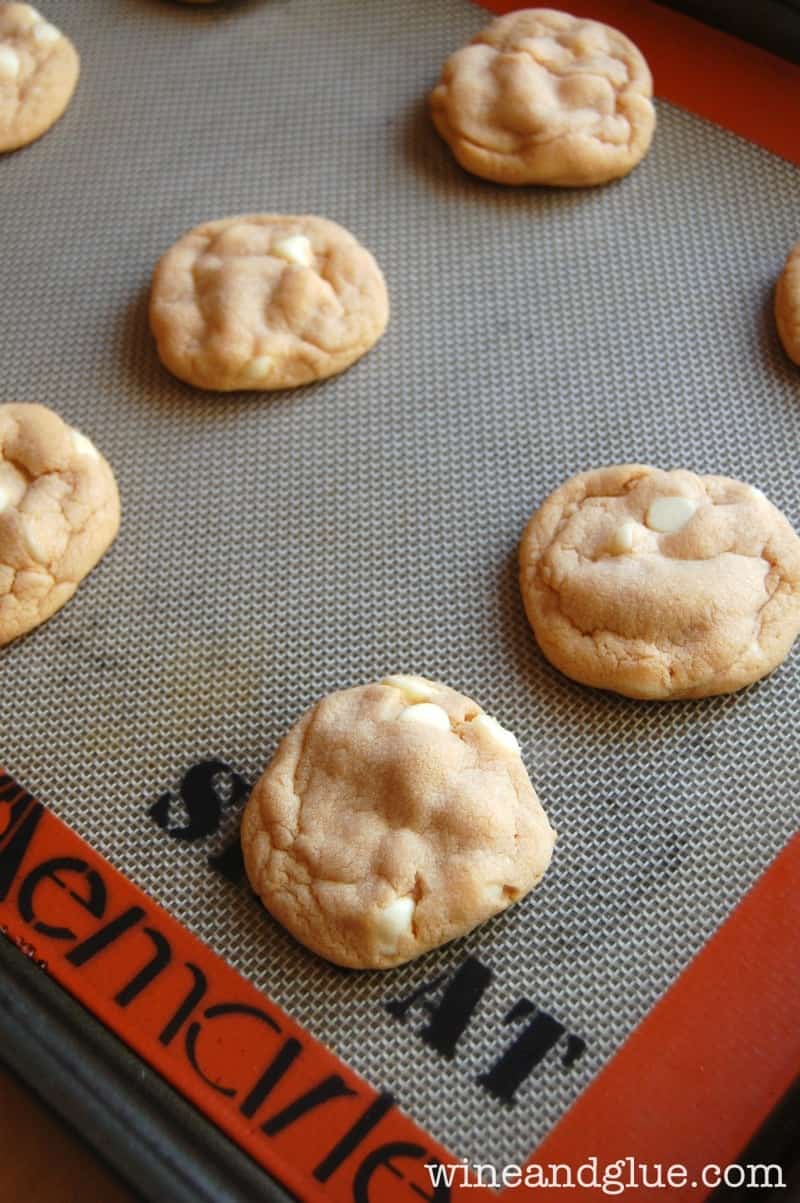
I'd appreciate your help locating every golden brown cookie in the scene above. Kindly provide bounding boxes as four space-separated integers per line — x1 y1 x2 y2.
430 7 655 187
519 465 800 699
775 240 800 366
0 403 120 646
149 214 389 392
0 4 79 153
241 675 555 968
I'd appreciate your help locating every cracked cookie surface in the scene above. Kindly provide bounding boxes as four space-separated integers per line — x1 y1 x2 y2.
0 403 120 646
430 7 654 187
519 465 800 699
241 675 555 968
775 240 800 366
149 214 389 392
0 4 79 153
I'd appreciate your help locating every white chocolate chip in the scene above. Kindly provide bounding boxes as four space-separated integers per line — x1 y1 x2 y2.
245 355 273 380
382 674 438 703
272 234 313 268
22 516 49 563
32 20 61 46
0 463 27 511
374 896 414 952
483 883 506 907
748 485 767 503
470 713 520 753
483 881 521 908
71 429 99 460
397 703 451 732
0 47 20 80
646 496 697 534
608 519 637 556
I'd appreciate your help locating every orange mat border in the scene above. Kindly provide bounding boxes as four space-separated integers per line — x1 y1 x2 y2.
0 782 492 1203
518 834 800 1197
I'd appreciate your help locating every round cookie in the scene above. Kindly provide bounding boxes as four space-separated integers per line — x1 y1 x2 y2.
0 4 79 153
241 675 555 969
775 240 800 366
0 403 120 646
519 465 800 700
149 214 389 392
430 7 655 187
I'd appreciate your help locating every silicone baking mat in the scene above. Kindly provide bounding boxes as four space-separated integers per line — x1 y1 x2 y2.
1 0 799 1196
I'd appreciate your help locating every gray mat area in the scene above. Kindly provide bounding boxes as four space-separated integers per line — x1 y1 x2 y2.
2 0 799 1172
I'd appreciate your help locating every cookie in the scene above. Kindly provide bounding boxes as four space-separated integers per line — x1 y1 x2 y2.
0 4 79 153
241 675 555 969
430 7 655 187
0 403 120 646
775 240 800 366
149 214 389 392
519 465 800 700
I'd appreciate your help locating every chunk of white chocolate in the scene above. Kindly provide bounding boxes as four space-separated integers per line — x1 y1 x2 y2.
608 519 636 555
375 896 414 952
0 47 20 80
71 429 100 460
32 20 61 46
0 462 27 511
646 496 697 534
483 883 506 908
382 674 438 703
470 713 520 752
22 516 49 563
272 234 313 268
244 355 273 380
397 702 450 731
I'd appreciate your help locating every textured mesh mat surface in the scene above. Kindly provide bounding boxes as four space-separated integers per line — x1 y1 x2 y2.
2 0 799 1172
